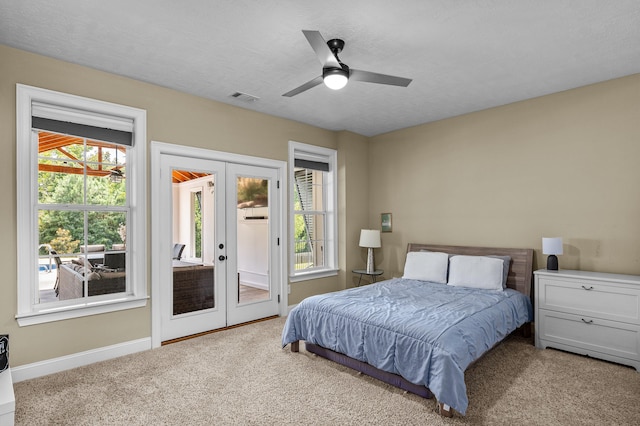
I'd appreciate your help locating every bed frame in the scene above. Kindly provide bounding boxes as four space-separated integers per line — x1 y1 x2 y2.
290 243 534 417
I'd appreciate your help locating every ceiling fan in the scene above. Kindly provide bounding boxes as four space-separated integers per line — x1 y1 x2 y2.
283 30 412 97
109 167 124 183
109 147 124 183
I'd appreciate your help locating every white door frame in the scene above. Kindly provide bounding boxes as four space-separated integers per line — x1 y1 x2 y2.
150 141 288 348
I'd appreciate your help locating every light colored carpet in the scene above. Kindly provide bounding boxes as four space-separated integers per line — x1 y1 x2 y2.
14 317 640 425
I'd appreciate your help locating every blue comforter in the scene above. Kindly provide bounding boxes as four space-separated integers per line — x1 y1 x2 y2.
281 278 533 415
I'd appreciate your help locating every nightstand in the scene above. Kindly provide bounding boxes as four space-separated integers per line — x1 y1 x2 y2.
352 269 383 286
534 269 640 371
0 367 14 426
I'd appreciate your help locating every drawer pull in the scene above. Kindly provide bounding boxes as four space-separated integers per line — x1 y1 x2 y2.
581 285 594 290
581 318 594 324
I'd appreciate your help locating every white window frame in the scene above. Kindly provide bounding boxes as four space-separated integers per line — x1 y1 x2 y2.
191 187 203 261
16 84 147 326
288 141 338 281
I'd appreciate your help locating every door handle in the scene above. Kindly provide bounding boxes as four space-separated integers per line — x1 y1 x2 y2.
218 255 227 261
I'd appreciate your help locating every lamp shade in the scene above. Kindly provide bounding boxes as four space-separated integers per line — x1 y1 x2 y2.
359 229 381 248
542 237 563 255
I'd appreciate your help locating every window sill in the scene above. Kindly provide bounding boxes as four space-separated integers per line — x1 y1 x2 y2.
289 268 339 283
16 295 149 326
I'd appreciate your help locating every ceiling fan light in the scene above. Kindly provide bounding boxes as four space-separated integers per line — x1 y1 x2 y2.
110 169 124 183
323 67 349 90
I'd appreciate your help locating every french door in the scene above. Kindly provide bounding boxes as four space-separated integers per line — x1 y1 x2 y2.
226 163 280 326
156 151 282 342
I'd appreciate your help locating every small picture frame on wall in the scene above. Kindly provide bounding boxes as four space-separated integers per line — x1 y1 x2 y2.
381 213 392 233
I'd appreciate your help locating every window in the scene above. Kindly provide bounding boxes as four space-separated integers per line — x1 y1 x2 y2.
289 141 337 280
16 84 147 325
192 189 203 259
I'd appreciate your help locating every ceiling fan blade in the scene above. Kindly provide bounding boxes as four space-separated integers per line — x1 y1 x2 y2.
350 69 412 87
302 30 340 68
282 75 324 97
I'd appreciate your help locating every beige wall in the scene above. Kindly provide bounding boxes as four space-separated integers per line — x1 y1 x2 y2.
2 42 638 368
337 131 370 288
369 74 640 278
0 44 354 366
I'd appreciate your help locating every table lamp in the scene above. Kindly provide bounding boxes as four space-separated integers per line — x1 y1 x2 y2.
359 229 381 273
542 237 563 270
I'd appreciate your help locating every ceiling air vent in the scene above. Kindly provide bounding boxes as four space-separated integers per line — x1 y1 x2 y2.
229 92 260 102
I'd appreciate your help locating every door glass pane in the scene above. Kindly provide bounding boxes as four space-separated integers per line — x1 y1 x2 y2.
236 177 269 304
172 169 215 315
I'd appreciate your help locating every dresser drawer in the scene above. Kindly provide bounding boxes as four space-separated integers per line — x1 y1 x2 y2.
537 309 640 362
537 276 640 324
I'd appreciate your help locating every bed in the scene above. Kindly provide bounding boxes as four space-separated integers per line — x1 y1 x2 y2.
282 243 534 417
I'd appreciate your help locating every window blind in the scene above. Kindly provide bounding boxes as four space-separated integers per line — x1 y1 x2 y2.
32 101 134 146
294 158 329 172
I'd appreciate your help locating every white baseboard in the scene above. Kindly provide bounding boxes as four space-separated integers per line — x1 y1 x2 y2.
240 282 269 290
11 337 151 383
238 270 268 290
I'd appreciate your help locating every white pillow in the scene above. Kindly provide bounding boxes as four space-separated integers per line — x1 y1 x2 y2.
488 255 511 289
402 251 449 283
447 255 504 291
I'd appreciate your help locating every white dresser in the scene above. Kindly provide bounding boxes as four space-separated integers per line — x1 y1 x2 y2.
534 269 640 371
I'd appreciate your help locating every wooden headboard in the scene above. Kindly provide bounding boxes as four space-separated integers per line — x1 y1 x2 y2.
406 243 534 299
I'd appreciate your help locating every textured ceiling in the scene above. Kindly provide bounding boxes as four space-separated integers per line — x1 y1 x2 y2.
1 1 639 137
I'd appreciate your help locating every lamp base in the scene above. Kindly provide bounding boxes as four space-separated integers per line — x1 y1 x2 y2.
366 248 376 274
546 255 558 271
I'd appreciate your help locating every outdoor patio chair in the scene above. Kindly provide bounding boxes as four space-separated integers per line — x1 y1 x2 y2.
50 250 63 296
173 243 186 260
